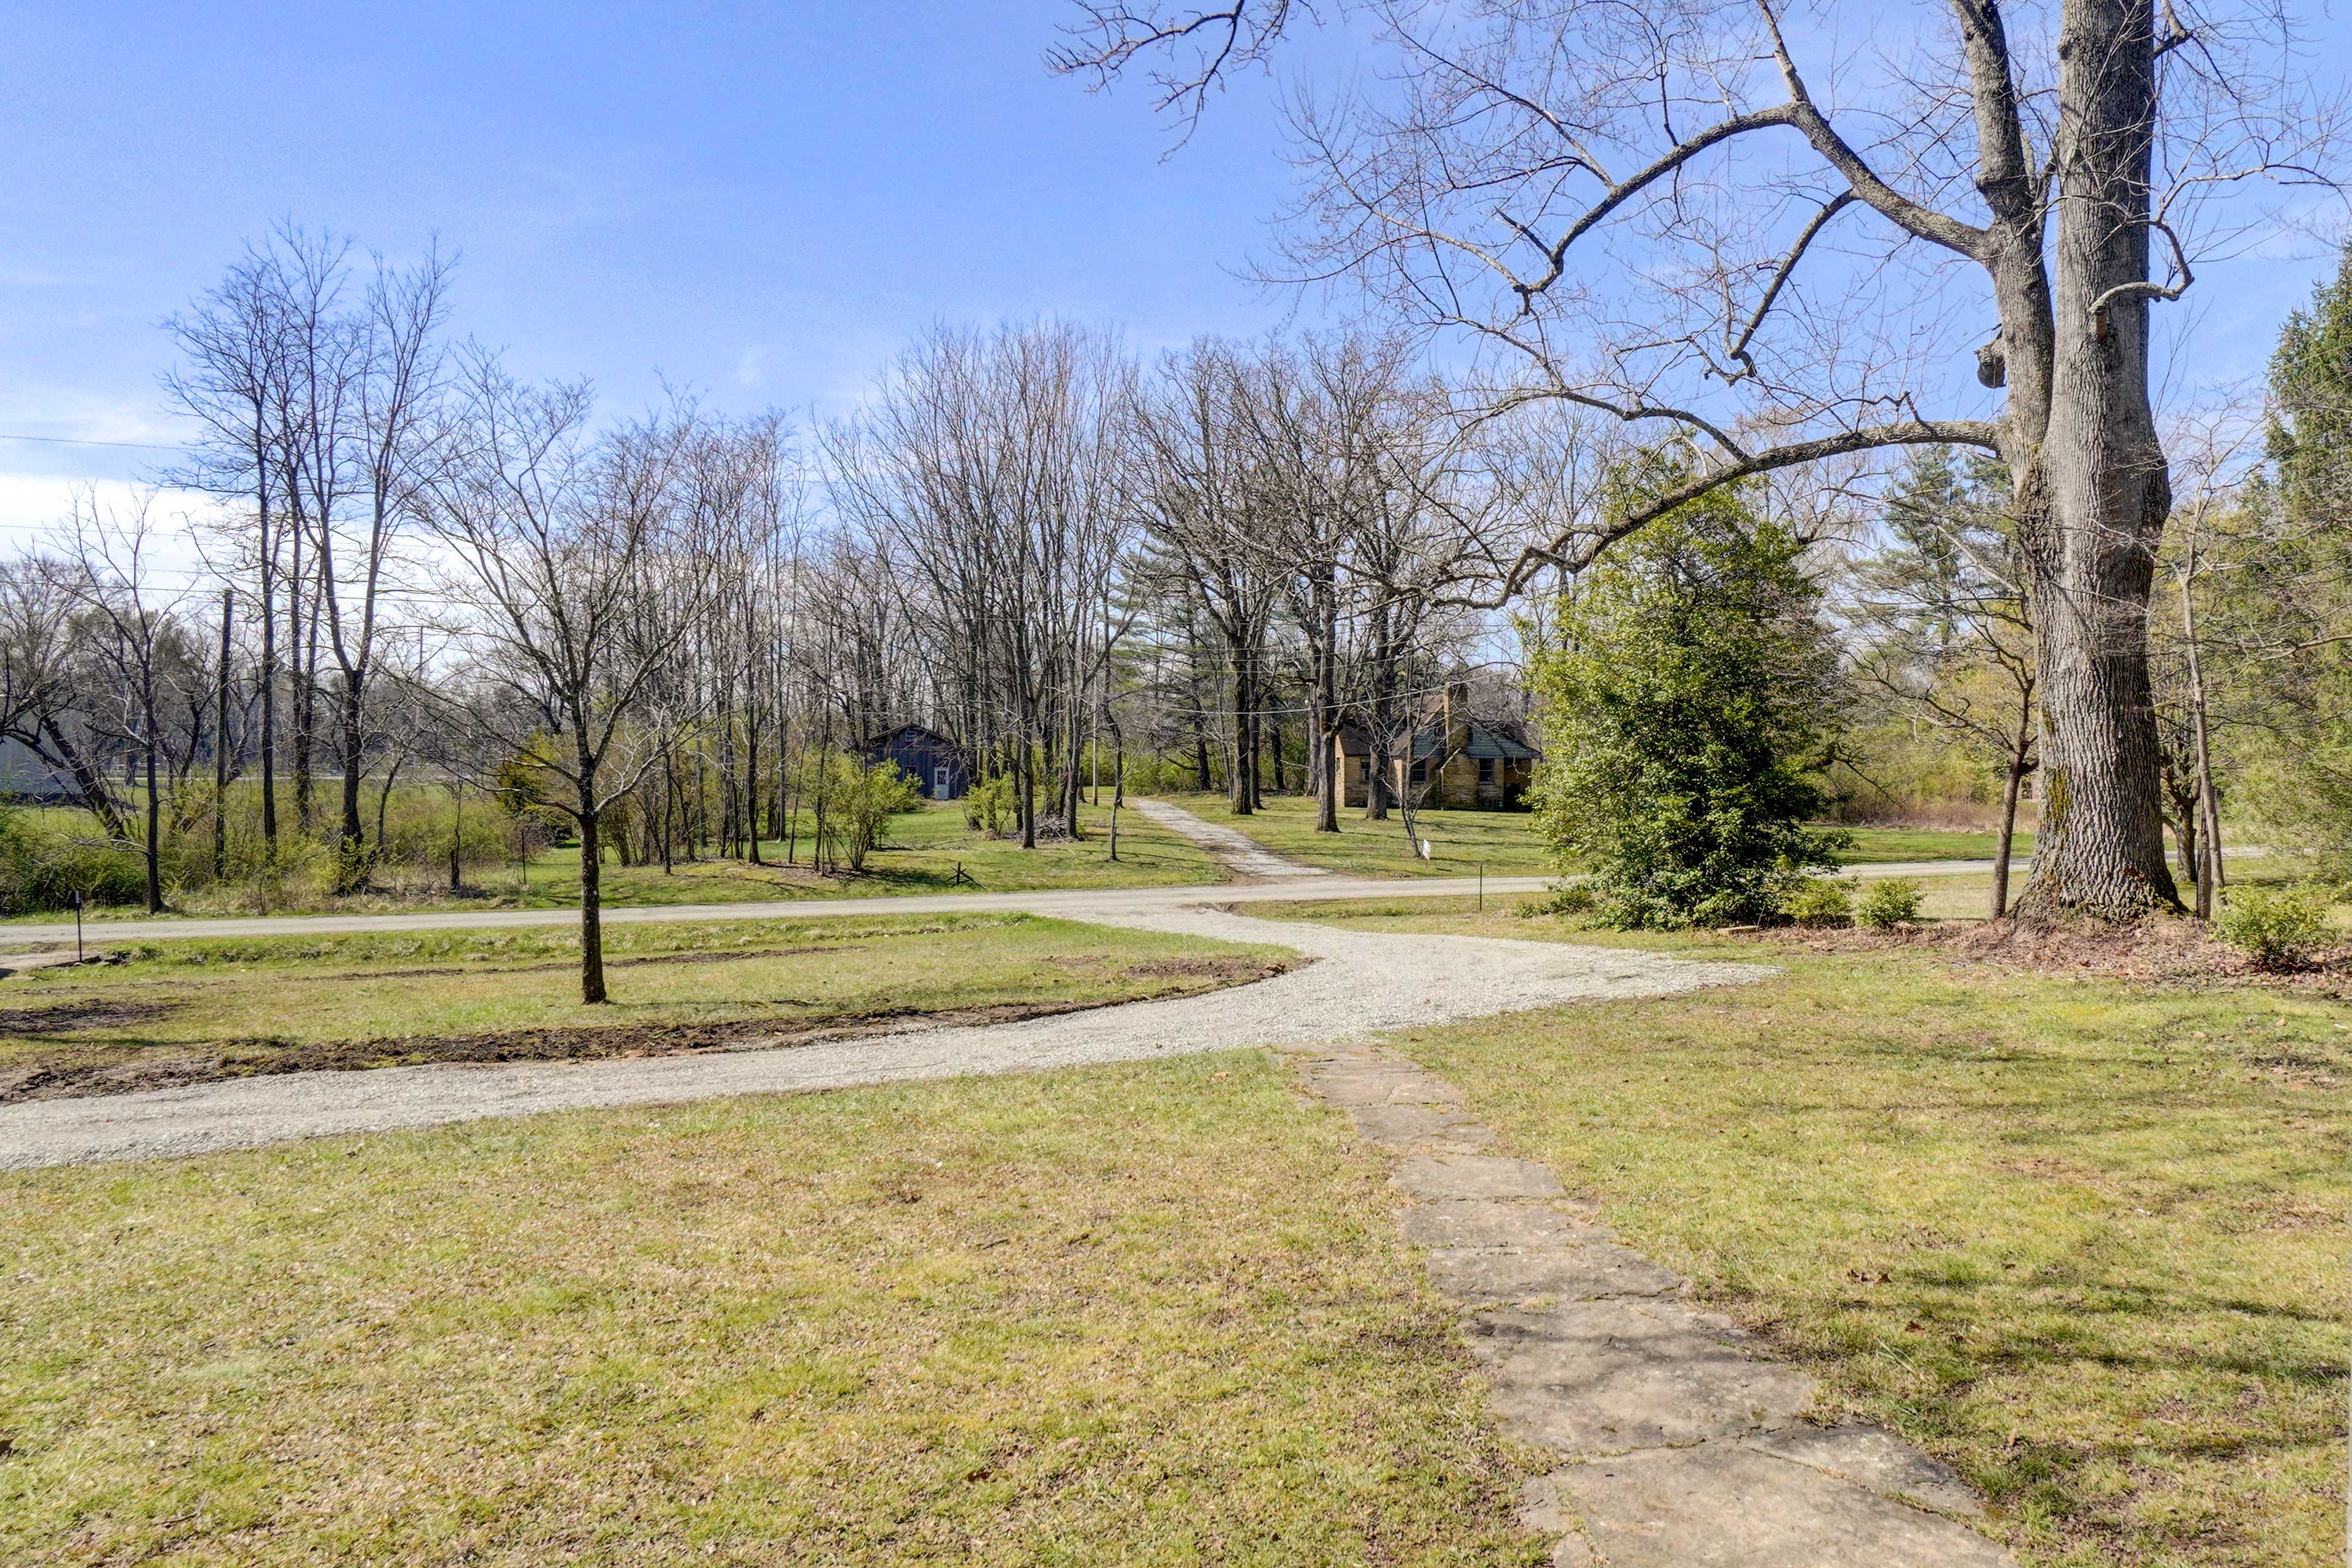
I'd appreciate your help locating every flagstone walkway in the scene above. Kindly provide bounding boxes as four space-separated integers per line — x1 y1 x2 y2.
1291 1042 2018 1567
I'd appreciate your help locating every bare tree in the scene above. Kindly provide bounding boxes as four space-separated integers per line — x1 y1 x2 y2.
1060 0 2346 918
417 363 718 1003
166 249 293 851
318 244 452 888
1131 339 1282 815
58 494 187 914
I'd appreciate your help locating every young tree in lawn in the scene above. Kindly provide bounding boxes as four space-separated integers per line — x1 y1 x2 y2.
1060 0 2344 919
1529 469 1848 928
417 363 717 1004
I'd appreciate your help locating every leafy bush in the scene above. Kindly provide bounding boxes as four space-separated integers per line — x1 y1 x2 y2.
0 807 146 913
1856 877 1925 930
1520 881 1597 918
1528 470 1848 929
2214 884 2335 970
1782 876 1857 927
963 774 1017 837
793 752 923 872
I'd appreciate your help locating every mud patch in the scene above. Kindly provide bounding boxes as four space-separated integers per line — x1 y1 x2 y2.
350 945 848 981
1124 956 1283 981
0 1000 178 1035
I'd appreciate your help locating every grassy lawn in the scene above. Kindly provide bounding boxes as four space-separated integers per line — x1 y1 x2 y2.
0 1054 1545 1566
42 799 1227 925
1254 896 2351 1568
1145 792 2033 876
1146 792 1555 877
0 913 1295 1099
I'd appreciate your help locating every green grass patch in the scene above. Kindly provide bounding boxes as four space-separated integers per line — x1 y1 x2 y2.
1262 899 2351 1568
0 913 1295 1095
39 799 1227 925
0 1054 1545 1566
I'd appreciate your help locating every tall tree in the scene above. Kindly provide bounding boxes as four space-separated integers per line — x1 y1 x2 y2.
1059 0 2343 918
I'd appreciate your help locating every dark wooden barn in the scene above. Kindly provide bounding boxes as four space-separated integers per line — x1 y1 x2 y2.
865 725 970 801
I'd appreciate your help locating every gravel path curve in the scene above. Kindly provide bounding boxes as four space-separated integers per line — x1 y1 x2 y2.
0 903 1763 1170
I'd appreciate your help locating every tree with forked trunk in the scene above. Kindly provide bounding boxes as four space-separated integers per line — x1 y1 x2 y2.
1057 0 2345 918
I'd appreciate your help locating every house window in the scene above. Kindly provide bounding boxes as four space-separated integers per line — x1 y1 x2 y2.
1477 758 1496 786
1409 760 1428 785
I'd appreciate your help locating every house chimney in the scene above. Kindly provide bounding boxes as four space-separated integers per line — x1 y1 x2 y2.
1445 681 1470 750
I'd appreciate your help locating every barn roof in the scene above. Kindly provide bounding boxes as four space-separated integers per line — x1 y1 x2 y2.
864 723 963 753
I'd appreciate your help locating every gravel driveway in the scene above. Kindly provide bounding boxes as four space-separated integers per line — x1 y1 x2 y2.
0 903 1763 1170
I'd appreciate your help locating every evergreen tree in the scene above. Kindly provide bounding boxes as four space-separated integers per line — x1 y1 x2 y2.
1528 474 1847 929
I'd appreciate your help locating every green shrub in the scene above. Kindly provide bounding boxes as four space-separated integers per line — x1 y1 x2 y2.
1527 468 1847 929
1519 881 1596 919
963 774 1017 837
1856 877 1924 930
0 807 147 913
1782 876 1858 927
2214 884 2335 970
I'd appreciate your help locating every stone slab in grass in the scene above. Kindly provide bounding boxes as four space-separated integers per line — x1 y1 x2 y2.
1399 1199 1607 1249
1467 1301 1818 1453
1347 1102 1494 1152
1393 1153 1565 1200
1428 1242 1681 1303
1303 1063 1464 1107
1531 1441 2011 1567
1743 1423 1989 1520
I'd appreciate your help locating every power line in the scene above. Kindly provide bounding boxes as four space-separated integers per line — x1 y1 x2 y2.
0 432 183 452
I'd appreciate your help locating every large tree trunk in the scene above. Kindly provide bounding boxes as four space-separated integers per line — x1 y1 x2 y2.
2003 0 2180 920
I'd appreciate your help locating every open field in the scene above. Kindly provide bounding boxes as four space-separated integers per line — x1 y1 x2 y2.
0 1053 1545 1567
18 799 1228 925
0 912 1291 1101
1142 792 2036 876
1251 896 2351 1568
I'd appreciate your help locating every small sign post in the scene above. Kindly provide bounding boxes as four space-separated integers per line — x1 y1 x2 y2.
71 889 83 963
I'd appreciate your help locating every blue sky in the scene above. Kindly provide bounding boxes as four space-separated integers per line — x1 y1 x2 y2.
0 1 2343 542
0 2 1321 536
